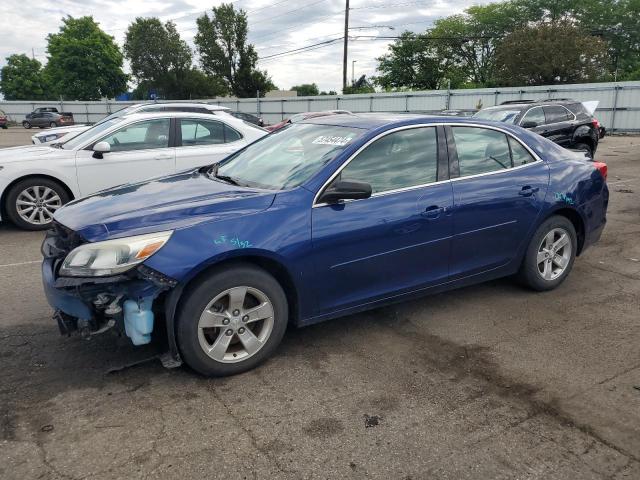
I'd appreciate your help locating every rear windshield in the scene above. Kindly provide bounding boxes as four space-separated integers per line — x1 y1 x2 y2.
473 108 521 124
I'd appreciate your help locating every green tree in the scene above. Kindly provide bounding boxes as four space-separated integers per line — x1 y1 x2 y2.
124 18 198 99
291 83 319 96
195 3 275 97
0 54 50 100
45 16 128 100
429 2 525 87
495 22 609 85
375 32 447 90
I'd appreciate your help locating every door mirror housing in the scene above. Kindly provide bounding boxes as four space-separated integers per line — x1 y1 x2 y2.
92 141 111 159
521 121 538 129
318 180 372 204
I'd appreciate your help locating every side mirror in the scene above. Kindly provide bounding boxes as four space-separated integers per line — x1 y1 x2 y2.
92 141 111 159
521 121 538 129
318 180 372 204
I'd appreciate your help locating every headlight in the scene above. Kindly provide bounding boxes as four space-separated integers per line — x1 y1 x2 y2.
59 231 173 277
43 134 62 142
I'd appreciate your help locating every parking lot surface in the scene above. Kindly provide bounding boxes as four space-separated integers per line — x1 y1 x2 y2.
1 134 639 479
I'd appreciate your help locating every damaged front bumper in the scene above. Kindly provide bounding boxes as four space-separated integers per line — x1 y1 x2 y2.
41 223 183 366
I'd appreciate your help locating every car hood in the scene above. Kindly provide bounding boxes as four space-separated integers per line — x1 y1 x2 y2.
0 145 72 163
54 169 277 242
35 125 89 135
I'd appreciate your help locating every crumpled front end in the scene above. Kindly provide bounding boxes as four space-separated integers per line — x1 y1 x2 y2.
41 221 178 353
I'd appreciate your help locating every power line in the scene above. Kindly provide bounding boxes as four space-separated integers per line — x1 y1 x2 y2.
351 1 431 9
259 38 344 60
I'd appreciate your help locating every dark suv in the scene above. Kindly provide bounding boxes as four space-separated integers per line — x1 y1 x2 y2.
473 99 600 158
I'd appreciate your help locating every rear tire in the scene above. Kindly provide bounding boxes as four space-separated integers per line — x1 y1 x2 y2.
517 215 577 291
22 121 31 129
176 265 288 376
4 177 70 230
49 122 57 128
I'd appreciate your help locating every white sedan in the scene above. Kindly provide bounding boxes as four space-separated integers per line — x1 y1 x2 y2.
30 102 231 145
0 111 267 230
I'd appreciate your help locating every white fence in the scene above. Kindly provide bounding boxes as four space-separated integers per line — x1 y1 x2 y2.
1 81 639 132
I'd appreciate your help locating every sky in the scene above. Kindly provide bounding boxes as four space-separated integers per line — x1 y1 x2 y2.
0 0 496 93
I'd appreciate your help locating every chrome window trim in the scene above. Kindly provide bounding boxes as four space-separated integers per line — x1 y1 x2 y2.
519 104 576 127
313 122 543 208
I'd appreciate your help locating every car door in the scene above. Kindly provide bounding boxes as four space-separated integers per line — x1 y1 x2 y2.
541 105 574 147
175 118 247 171
447 125 549 279
311 125 453 316
75 118 176 196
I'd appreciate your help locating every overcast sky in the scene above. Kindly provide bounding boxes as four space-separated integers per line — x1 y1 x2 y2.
0 0 496 93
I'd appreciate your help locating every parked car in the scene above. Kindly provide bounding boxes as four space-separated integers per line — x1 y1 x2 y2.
266 110 352 132
230 111 264 127
0 111 267 230
0 109 7 129
31 103 233 145
473 99 600 158
438 109 478 117
40 114 608 377
23 108 74 129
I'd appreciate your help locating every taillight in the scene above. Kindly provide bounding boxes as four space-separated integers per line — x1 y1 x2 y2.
593 161 607 181
592 118 600 129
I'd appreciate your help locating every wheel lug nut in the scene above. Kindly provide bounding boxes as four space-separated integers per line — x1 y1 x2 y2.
238 327 245 334
225 329 233 336
242 315 249 322
222 318 230 325
233 309 240 316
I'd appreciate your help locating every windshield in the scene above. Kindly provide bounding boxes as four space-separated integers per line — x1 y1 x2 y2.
61 119 123 149
473 108 521 124
216 123 363 190
93 105 137 126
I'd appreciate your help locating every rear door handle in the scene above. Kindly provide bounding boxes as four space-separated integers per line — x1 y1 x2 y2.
155 154 173 160
519 186 540 197
422 205 445 219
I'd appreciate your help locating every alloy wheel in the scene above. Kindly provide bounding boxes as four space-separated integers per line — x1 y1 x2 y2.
16 186 62 226
536 227 572 281
197 286 275 363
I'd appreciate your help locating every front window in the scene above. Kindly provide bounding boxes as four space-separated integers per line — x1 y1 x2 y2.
98 119 170 152
340 127 438 194
473 108 521 124
62 119 124 149
520 107 545 126
217 123 363 190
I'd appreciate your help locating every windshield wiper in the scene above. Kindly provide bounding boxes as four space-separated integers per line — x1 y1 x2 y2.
207 163 242 186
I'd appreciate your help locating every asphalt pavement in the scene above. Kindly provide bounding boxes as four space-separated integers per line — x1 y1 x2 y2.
1 128 639 479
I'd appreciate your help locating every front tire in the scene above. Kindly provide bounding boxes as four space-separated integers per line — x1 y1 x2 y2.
518 215 577 291
22 121 31 129
4 178 70 230
176 265 288 376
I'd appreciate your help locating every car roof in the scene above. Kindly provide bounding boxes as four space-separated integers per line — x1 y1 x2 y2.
119 111 244 124
300 112 509 130
486 100 578 110
129 102 230 111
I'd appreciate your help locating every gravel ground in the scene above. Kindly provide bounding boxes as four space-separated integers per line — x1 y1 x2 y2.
0 134 639 479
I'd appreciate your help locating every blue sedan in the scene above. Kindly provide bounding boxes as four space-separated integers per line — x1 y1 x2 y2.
41 114 609 376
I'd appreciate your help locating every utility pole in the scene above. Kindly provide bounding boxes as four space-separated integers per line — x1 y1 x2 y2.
342 0 350 92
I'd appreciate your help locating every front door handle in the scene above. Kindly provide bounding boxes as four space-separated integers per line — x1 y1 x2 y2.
155 154 173 160
519 186 540 197
422 205 445 219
